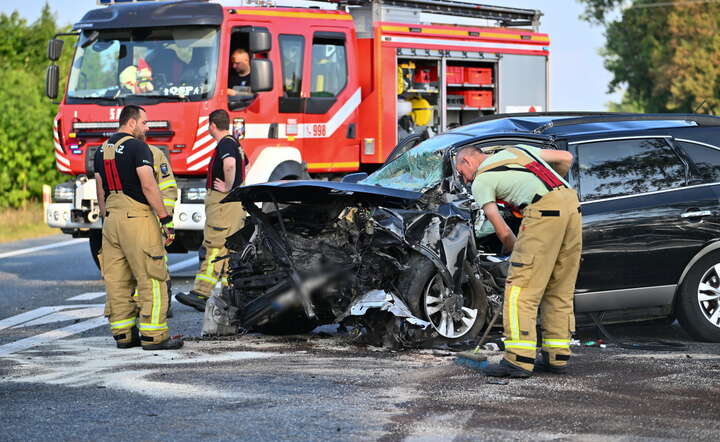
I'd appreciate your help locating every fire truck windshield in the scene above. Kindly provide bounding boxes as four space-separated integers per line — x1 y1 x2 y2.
67 26 219 104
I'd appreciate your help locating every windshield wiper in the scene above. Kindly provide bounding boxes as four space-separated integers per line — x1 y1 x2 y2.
69 96 124 105
123 94 190 103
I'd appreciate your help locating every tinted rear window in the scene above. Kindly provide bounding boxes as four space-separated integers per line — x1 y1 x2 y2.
676 140 720 183
577 138 686 201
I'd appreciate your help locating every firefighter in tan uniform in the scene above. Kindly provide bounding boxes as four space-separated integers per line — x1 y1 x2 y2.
455 144 581 377
176 109 246 312
94 105 183 350
129 146 178 316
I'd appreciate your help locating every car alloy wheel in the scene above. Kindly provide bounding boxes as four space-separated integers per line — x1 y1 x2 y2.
423 273 479 339
696 264 720 328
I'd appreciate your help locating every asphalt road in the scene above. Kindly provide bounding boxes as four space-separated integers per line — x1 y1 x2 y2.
1 235 720 441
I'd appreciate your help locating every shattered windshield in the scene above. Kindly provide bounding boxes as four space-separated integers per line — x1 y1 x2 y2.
361 133 470 192
67 27 219 103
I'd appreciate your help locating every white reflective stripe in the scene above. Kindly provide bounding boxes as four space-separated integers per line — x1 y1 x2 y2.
187 156 212 172
193 133 214 150
323 88 361 137
384 36 547 52
505 340 537 349
138 322 168 331
163 199 176 207
542 339 570 345
187 142 217 164
110 317 137 330
55 151 70 166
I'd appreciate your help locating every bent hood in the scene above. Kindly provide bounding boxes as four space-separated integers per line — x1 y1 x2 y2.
223 180 423 208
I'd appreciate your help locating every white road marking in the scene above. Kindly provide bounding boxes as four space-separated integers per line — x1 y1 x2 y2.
67 292 106 301
18 307 105 327
0 316 107 357
168 257 197 273
0 304 104 332
0 238 86 260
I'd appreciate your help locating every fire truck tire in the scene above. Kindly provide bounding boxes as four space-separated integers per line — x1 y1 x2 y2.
89 229 102 270
263 161 310 213
268 160 310 182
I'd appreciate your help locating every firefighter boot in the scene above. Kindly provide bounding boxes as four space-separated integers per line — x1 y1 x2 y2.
142 336 184 351
534 350 568 374
115 326 141 349
175 291 208 312
483 358 532 378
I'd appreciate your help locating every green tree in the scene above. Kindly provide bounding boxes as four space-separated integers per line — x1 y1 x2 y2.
0 3 73 208
578 0 720 114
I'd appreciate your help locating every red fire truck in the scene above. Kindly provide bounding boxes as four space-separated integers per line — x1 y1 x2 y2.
44 0 549 263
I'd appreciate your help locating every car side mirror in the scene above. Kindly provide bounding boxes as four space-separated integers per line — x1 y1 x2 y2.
46 65 59 99
249 29 271 54
47 39 64 61
251 59 273 92
341 172 368 183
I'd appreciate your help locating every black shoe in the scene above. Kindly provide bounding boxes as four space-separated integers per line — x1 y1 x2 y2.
175 291 208 312
115 327 141 349
534 351 568 374
483 359 532 378
166 302 174 318
142 336 184 351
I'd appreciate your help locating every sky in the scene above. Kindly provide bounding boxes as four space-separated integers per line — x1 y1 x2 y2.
2 0 623 111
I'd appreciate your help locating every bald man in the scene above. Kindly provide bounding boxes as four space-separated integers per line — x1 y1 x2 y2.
227 48 251 96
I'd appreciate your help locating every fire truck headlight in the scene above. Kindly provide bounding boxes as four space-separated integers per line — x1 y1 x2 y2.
182 187 207 203
62 212 70 221
53 211 60 221
178 212 188 222
53 182 74 202
192 212 201 223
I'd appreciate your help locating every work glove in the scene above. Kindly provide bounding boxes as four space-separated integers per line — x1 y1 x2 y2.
160 216 175 247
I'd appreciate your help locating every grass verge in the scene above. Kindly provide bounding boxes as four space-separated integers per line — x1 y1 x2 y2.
0 203 56 243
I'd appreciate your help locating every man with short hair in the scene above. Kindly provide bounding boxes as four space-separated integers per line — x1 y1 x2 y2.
227 48 251 96
94 105 183 350
455 144 581 377
176 109 247 312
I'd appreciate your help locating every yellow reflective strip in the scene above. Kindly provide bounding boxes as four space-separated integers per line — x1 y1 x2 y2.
509 285 521 340
110 317 136 329
151 279 160 325
205 248 220 279
132 289 138 298
163 199 176 207
138 322 168 331
306 162 359 170
195 274 218 285
158 180 176 190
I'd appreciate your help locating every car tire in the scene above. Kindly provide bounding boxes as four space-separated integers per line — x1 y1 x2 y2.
676 250 720 342
89 229 102 271
262 160 310 214
398 254 488 343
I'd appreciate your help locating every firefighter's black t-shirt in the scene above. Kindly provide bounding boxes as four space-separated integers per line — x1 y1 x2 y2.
228 71 251 90
93 132 154 205
207 135 244 190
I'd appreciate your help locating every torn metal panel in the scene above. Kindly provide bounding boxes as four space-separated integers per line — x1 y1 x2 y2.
338 290 431 329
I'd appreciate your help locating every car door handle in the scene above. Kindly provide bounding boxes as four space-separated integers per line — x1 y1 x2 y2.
681 210 712 218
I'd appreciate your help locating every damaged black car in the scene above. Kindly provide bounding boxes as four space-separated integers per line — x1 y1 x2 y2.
206 113 720 345
204 131 511 347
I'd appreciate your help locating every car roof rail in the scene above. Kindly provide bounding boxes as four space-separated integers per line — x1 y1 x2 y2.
531 113 720 134
469 111 626 125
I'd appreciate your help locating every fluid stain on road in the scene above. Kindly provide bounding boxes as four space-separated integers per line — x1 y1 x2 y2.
1 332 720 440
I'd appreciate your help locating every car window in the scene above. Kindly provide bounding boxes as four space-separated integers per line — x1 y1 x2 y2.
675 140 720 184
577 138 686 201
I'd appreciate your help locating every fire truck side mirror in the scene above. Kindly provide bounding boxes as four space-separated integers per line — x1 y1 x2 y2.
47 39 64 61
46 65 59 99
249 29 271 54
251 59 273 93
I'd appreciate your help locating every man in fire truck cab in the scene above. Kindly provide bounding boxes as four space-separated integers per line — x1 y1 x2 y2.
227 48 251 96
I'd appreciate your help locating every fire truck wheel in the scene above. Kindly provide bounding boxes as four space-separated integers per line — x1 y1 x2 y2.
89 229 102 270
263 161 310 213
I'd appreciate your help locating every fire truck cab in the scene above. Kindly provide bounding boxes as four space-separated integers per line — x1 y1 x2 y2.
45 0 549 263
